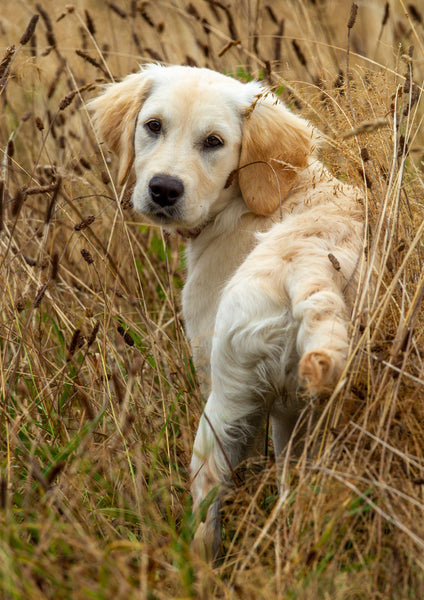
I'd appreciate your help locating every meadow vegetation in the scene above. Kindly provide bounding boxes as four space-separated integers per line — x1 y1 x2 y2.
1 1 424 597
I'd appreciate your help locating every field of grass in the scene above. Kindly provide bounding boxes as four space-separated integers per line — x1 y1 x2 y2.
1 0 424 598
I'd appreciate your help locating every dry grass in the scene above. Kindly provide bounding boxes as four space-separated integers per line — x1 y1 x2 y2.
1 0 424 598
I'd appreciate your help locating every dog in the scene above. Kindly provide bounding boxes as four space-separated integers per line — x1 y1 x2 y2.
89 64 365 559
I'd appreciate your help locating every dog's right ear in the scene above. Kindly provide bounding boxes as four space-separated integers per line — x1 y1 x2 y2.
88 72 151 185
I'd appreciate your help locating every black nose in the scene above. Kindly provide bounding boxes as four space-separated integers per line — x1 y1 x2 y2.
149 175 184 207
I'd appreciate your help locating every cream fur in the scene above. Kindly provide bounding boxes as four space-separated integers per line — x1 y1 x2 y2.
89 64 365 560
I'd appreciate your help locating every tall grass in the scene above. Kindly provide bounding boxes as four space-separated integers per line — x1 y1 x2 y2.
1 1 424 598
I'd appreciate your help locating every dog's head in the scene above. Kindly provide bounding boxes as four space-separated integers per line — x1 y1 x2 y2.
89 65 314 231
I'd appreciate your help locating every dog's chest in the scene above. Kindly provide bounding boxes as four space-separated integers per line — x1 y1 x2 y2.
181 222 264 391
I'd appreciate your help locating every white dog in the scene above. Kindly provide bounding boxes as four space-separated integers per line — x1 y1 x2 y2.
89 64 365 559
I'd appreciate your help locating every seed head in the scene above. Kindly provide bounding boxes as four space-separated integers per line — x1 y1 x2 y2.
35 117 44 131
84 10 96 35
20 14 40 46
347 3 358 29
87 321 100 348
80 249 94 264
0 45 15 80
117 325 135 347
74 216 95 231
68 328 82 359
33 283 48 308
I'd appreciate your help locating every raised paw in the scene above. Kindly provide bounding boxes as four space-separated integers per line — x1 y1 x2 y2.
298 349 344 394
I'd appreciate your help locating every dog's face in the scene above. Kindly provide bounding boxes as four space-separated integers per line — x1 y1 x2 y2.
89 65 314 229
131 68 255 230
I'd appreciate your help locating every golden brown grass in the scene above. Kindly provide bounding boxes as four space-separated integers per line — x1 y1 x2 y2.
1 1 424 598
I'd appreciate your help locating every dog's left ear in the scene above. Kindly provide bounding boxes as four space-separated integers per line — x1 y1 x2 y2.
239 94 314 215
88 72 152 185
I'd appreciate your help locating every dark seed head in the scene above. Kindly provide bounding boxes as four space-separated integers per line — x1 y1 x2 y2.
347 3 358 29
33 283 48 308
81 249 94 264
74 216 95 231
20 14 40 46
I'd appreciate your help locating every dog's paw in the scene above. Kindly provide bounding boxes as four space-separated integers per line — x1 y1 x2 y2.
298 349 342 394
191 499 222 563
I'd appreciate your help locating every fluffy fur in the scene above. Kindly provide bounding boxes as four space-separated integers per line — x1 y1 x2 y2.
89 64 365 559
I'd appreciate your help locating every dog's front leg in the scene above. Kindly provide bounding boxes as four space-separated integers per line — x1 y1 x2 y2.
190 278 290 560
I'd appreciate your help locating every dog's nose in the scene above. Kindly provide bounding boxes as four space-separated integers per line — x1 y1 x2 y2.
149 175 184 207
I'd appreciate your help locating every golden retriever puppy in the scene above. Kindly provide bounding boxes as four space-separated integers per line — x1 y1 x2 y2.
89 64 365 559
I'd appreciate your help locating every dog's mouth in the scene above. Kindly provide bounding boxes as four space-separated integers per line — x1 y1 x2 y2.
139 200 192 229
147 206 180 224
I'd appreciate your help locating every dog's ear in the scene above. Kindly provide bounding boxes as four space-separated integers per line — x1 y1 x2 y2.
239 94 314 215
88 72 151 185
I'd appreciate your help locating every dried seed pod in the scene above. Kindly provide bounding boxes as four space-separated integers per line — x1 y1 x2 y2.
187 3 201 19
80 248 94 264
6 140 14 160
131 0 137 18
382 2 389 26
11 189 26 216
334 70 345 93
265 5 278 24
51 252 59 280
24 183 57 195
35 116 44 131
292 40 307 67
20 14 40 46
145 48 163 62
109 3 128 18
87 321 100 348
84 10 96 35
33 283 48 308
347 3 358 29
75 50 108 77
59 90 76 110
361 147 370 162
132 32 143 54
139 6 155 27
79 157 91 170
74 215 95 231
328 253 341 271
0 478 7 509
68 328 82 358
408 4 422 24
357 167 372 189
0 45 15 80
121 190 133 209
36 3 56 47
117 325 135 347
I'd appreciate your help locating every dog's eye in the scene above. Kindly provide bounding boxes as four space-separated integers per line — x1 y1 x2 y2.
204 135 223 149
145 119 162 134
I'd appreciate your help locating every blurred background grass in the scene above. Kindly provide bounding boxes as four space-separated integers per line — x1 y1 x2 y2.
1 1 424 598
